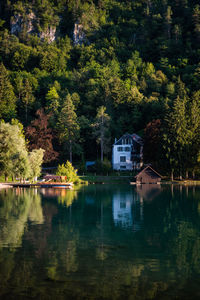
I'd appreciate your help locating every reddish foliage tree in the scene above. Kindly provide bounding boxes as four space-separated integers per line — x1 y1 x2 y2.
26 108 58 163
143 119 162 167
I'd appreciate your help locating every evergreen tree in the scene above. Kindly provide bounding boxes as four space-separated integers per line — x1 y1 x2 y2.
92 106 110 162
0 63 16 121
144 119 162 168
193 5 200 42
163 94 189 179
165 6 172 39
188 91 200 177
58 94 80 163
21 78 35 123
45 86 60 113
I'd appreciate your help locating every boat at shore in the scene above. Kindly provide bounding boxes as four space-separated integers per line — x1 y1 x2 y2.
6 182 74 189
0 183 13 189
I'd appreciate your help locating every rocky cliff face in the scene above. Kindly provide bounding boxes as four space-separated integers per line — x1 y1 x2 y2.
39 26 56 43
11 12 35 35
10 12 56 43
73 22 85 45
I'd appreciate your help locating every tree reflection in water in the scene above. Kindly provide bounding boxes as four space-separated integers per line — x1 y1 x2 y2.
40 187 78 207
0 185 200 299
0 188 43 248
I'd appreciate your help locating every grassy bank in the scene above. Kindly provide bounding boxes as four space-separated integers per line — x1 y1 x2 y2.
80 175 200 185
80 175 133 184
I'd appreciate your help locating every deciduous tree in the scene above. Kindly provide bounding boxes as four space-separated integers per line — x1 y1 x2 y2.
0 122 29 180
28 148 44 181
26 109 58 163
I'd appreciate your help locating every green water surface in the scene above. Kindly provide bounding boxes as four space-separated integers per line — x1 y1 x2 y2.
0 184 200 299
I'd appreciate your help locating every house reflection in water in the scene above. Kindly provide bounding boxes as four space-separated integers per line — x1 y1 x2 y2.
112 190 143 231
112 184 162 231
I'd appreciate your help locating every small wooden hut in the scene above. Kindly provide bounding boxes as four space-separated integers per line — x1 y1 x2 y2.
135 166 162 184
43 174 67 182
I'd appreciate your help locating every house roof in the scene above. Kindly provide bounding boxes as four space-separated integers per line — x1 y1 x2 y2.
135 166 162 179
114 133 143 146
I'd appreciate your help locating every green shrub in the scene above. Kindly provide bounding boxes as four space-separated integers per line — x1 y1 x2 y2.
56 161 81 184
91 159 112 175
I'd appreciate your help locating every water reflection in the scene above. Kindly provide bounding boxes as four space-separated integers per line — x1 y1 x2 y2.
0 188 43 248
136 183 162 201
112 190 134 228
41 187 78 207
112 184 162 231
1 185 200 299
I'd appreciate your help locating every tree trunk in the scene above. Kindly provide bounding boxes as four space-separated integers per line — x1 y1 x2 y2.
100 117 104 163
192 170 195 179
25 102 28 123
167 24 171 39
185 170 188 179
171 170 174 181
69 140 72 163
101 137 103 162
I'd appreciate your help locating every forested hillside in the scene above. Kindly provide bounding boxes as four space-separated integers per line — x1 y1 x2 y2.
0 0 200 177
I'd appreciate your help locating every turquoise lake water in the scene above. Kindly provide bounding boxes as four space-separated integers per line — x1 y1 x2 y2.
0 184 200 299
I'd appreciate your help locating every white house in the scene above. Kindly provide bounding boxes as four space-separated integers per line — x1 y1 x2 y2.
112 133 143 170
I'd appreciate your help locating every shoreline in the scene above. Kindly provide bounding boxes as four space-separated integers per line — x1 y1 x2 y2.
1 179 200 188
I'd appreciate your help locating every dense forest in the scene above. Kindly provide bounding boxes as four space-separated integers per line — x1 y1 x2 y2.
0 0 200 177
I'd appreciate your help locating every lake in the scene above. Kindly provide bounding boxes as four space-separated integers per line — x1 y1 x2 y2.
0 184 200 299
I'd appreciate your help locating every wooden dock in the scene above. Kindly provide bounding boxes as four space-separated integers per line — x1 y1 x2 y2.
9 182 73 189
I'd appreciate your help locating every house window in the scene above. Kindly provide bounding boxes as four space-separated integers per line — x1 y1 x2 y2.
117 147 123 152
120 201 126 208
120 156 126 162
125 147 130 152
120 165 126 169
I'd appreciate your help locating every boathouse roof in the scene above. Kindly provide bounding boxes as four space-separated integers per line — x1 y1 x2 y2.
135 166 162 179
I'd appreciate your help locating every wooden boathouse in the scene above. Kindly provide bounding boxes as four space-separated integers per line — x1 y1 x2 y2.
135 166 162 184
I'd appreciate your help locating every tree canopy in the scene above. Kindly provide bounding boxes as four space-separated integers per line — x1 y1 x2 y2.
0 122 44 181
0 0 199 177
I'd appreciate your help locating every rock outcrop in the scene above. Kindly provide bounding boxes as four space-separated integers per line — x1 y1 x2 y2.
73 22 85 45
39 26 56 43
10 12 56 43
11 12 36 35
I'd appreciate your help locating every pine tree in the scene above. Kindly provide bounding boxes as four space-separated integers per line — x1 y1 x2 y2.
193 5 200 42
21 78 35 123
163 93 189 180
0 63 16 121
58 94 80 163
92 106 110 162
165 6 172 39
45 86 60 113
188 91 200 178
